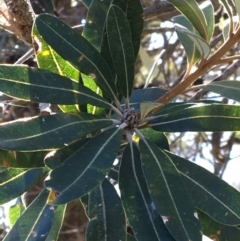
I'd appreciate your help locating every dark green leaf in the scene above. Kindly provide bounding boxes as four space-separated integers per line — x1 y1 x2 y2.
201 81 240 102
139 139 201 241
0 167 48 205
37 0 54 13
44 138 91 169
45 128 122 205
0 149 46 168
83 0 112 51
0 65 111 109
127 234 137 241
167 151 240 225
34 14 117 100
107 5 135 98
166 0 208 41
3 189 56 241
150 104 240 132
82 0 92 8
202 1 214 40
0 113 112 151
86 179 126 241
119 143 175 241
198 210 240 241
45 204 66 241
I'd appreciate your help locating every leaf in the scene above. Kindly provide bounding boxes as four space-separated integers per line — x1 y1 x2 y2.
201 80 240 102
45 204 66 241
37 0 54 13
139 139 202 241
0 65 111 109
233 0 240 20
0 113 112 151
83 0 113 51
166 0 208 41
140 128 170 151
113 0 143 58
82 0 92 8
86 179 126 241
127 234 137 241
45 127 122 205
9 201 25 227
44 138 91 169
167 151 240 225
173 15 201 65
0 149 46 168
3 189 56 241
150 104 240 132
119 143 176 241
140 102 164 120
107 5 135 98
34 14 117 101
198 210 240 241
0 167 48 205
202 1 214 40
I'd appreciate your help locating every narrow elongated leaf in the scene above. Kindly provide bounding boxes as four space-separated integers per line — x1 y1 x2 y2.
0 149 46 168
139 139 201 241
0 167 48 205
34 14 117 100
202 1 214 40
201 80 240 102
127 234 137 241
107 5 135 98
113 0 143 58
0 65 111 109
44 138 91 169
0 113 112 151
167 151 240 225
119 143 176 241
45 204 66 241
45 127 122 205
9 201 25 227
3 189 56 241
198 210 240 241
150 104 240 132
166 0 208 41
83 0 112 51
86 179 126 241
233 0 240 20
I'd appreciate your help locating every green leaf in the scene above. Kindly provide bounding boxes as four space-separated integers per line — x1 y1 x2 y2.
119 143 176 241
86 179 126 241
36 0 54 13
0 149 46 168
139 139 202 241
82 0 92 8
113 0 143 58
140 128 170 151
83 0 113 51
166 0 208 41
0 113 112 151
0 167 48 205
202 1 214 40
140 102 163 120
9 201 25 227
201 80 240 102
107 5 135 98
127 234 137 241
150 104 240 132
3 189 56 241
167 151 240 225
45 127 122 205
198 210 240 241
34 14 117 101
173 15 201 65
45 204 66 241
0 65 111 109
233 0 240 20
44 138 91 169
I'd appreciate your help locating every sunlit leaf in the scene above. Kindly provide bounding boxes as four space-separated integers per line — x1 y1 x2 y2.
119 143 176 241
202 1 214 40
167 151 240 225
0 113 112 151
0 167 48 205
150 104 240 132
233 0 240 20
139 139 202 241
140 102 164 120
107 5 135 98
34 14 117 100
86 179 126 241
45 128 122 205
9 201 25 227
3 189 56 241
